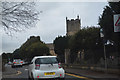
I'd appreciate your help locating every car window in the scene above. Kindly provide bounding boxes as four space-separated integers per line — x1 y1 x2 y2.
35 58 58 64
13 59 21 62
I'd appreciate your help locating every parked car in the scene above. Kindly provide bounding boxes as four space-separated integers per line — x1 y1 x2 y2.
12 59 23 68
28 56 65 80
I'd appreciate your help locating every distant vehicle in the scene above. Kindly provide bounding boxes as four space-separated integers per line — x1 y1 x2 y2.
21 60 25 65
8 61 12 65
28 56 65 80
12 59 23 68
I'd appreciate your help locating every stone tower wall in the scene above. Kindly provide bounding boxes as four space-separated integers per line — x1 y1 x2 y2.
66 15 81 36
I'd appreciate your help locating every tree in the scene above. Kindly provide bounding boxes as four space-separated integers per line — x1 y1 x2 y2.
12 49 21 59
98 2 120 58
109 2 120 14
2 53 7 60
98 2 120 41
53 36 70 62
1 2 39 34
25 42 49 60
13 36 50 61
69 27 103 63
98 6 114 40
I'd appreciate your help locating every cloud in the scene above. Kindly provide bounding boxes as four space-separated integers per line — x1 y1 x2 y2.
2 0 108 2
2 2 108 53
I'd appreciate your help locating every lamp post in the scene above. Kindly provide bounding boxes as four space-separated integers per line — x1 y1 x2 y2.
100 28 107 70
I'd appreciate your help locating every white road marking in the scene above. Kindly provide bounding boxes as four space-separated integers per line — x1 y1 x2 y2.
25 69 28 71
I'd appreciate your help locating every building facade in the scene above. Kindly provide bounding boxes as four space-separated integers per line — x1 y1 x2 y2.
46 43 57 56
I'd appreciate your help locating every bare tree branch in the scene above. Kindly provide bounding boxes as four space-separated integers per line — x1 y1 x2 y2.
1 2 40 34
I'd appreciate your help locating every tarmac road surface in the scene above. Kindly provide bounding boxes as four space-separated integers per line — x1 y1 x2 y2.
2 64 120 80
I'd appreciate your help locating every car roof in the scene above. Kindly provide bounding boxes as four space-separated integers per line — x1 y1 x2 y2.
14 59 22 60
34 56 57 58
32 56 57 62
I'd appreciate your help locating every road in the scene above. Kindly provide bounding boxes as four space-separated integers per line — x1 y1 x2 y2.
2 65 120 80
2 64 92 80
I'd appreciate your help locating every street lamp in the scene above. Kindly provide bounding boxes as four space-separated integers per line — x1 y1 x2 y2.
100 28 107 70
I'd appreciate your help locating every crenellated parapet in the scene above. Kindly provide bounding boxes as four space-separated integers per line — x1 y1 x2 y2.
66 15 81 36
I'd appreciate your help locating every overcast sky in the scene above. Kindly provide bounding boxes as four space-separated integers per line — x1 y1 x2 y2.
1 1 108 54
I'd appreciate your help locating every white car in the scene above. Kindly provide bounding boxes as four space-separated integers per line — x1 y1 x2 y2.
12 59 23 68
28 56 65 80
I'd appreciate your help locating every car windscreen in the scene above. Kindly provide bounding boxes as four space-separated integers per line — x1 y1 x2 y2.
35 57 58 64
13 59 21 62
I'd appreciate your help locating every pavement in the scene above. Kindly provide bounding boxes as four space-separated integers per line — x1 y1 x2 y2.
2 64 17 77
64 67 120 79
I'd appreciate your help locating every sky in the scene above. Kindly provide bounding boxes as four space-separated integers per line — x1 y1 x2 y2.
1 1 108 54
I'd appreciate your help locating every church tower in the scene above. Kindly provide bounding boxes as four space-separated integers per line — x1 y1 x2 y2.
66 15 81 36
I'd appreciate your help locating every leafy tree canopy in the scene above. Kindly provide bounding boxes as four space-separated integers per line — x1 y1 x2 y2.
98 2 120 41
12 36 50 61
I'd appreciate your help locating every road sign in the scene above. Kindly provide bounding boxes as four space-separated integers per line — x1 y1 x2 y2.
114 14 120 32
115 17 120 26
